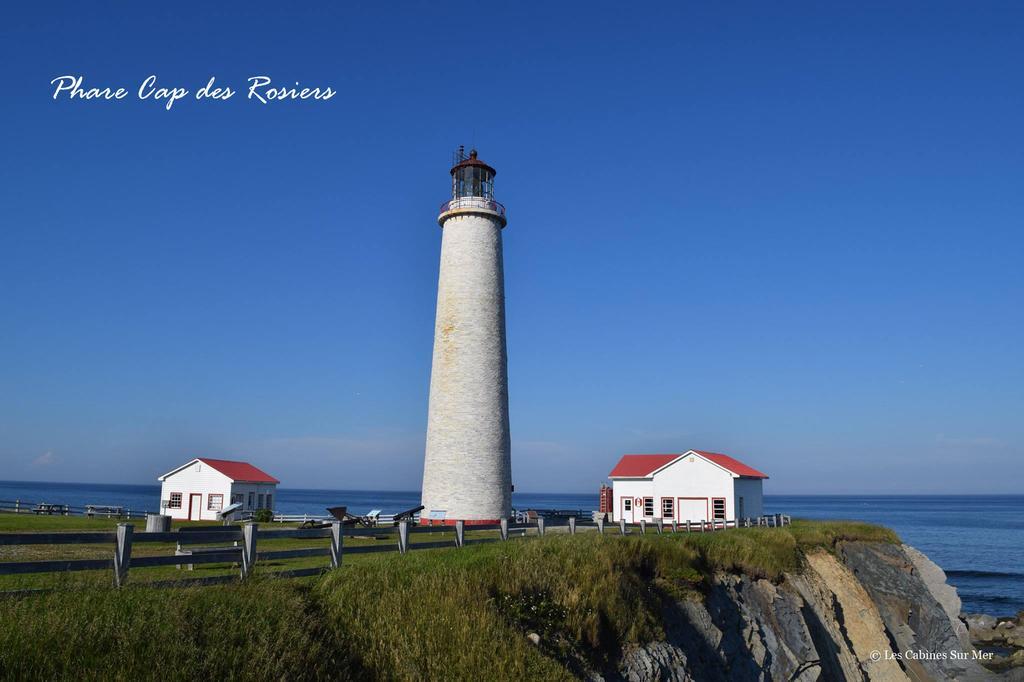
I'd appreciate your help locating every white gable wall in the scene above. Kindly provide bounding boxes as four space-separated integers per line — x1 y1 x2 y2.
159 460 233 521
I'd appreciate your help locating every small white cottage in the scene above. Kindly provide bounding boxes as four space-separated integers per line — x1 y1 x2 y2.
608 450 767 524
157 457 280 521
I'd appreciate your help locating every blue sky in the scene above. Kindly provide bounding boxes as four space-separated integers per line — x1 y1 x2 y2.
1 2 1021 493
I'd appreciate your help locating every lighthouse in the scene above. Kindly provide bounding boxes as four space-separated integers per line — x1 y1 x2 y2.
421 148 512 524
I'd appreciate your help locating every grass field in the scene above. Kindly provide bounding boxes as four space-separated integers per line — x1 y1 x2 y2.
0 515 898 680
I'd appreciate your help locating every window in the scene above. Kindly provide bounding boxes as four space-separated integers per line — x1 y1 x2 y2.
257 494 265 509
168 492 182 509
265 494 273 511
231 493 244 505
623 498 632 511
248 492 255 509
643 497 654 517
712 498 726 520
661 498 674 518
738 497 745 519
207 494 223 511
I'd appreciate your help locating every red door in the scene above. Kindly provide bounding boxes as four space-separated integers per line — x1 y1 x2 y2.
188 493 202 520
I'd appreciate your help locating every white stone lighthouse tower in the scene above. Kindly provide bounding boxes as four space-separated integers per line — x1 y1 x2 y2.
421 148 512 524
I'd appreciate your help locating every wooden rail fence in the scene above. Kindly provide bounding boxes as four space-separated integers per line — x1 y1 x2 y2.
0 514 791 591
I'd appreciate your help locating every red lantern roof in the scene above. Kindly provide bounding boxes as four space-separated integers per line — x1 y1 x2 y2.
450 149 496 176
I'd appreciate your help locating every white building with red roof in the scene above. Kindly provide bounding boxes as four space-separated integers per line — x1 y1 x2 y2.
607 450 767 524
157 457 280 521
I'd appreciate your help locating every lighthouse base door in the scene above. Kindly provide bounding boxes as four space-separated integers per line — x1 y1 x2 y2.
677 497 708 525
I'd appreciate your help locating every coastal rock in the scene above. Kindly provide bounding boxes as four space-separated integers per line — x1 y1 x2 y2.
797 550 909 681
618 556 895 681
904 545 971 648
613 542 997 681
966 612 1024 676
970 614 1000 632
841 542 992 681
618 642 692 682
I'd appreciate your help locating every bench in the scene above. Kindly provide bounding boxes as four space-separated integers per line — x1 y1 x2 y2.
85 505 124 518
174 527 241 570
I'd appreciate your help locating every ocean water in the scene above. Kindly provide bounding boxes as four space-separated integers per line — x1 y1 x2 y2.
1 481 1020 616
763 495 1024 618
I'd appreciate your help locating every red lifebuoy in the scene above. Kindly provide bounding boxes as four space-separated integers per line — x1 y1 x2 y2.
634 497 642 506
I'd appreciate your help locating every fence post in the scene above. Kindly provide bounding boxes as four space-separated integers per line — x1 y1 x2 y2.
568 517 576 535
113 523 133 588
14 500 19 514
500 518 509 541
398 520 409 554
639 520 646 535
671 519 677 533
619 519 626 535
455 520 465 548
241 523 257 579
537 517 545 537
686 520 691 533
656 519 663 535
597 518 604 535
330 521 343 568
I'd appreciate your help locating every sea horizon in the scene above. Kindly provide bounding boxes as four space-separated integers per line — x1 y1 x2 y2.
2 478 1021 498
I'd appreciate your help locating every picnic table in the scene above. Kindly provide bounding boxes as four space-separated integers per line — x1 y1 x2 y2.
33 503 70 515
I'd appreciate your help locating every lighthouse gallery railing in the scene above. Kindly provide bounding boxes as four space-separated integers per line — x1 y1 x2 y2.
439 197 506 218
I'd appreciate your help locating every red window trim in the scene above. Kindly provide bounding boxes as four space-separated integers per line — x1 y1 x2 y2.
711 497 727 520
660 496 674 518
642 497 654 517
168 492 183 509
207 493 224 511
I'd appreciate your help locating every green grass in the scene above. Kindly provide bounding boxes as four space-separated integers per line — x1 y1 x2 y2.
0 513 147 532
0 516 899 680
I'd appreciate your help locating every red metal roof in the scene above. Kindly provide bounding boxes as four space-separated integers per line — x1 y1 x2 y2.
450 149 497 176
608 451 768 479
608 454 679 477
197 458 280 484
693 451 769 479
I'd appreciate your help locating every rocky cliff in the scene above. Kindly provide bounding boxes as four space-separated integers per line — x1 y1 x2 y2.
610 542 1021 681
